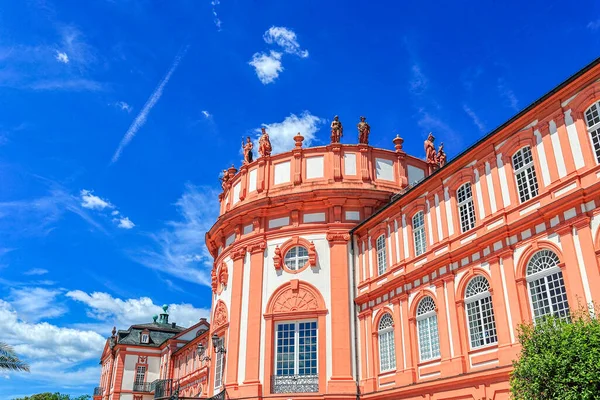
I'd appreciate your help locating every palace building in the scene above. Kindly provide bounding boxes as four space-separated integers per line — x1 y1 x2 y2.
95 57 600 400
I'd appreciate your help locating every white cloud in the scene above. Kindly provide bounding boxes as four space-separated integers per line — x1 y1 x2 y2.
7 287 67 322
0 299 105 364
0 186 106 237
23 268 48 276
201 110 212 118
55 51 69 64
588 19 600 30
463 104 486 133
115 101 132 113
497 78 519 111
211 0 222 30
263 26 309 58
256 111 323 154
111 210 119 216
111 46 189 163
80 189 113 210
249 51 283 84
409 64 428 94
115 216 135 229
65 290 210 329
131 183 220 286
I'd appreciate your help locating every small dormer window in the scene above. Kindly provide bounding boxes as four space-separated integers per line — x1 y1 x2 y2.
141 330 150 344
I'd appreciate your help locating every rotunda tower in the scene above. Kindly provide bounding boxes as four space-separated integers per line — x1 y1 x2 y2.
205 131 428 399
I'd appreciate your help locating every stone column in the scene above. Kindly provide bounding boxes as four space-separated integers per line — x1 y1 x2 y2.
241 241 266 397
326 231 355 393
225 246 247 390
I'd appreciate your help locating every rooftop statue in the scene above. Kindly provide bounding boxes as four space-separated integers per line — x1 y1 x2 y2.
258 127 272 157
330 115 343 144
242 136 253 165
219 169 230 190
424 132 437 165
437 142 447 168
357 116 370 144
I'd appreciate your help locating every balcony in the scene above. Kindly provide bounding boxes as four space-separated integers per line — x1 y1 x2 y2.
152 379 172 399
133 382 153 392
93 387 103 396
271 374 319 394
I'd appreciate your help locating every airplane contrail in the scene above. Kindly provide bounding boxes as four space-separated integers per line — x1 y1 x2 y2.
111 45 189 164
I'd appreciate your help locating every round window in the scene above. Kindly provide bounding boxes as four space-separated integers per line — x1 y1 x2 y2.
284 246 309 270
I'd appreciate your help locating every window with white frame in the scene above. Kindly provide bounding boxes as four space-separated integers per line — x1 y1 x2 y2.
512 147 539 203
457 183 476 233
412 211 426 257
275 321 317 376
526 250 570 322
376 234 387 275
585 101 600 163
416 296 440 361
465 276 498 348
140 331 149 344
377 313 396 372
134 365 146 386
214 337 225 388
284 246 309 270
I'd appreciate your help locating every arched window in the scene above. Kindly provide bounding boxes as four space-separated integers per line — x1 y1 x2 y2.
284 246 309 270
584 102 600 163
526 249 570 322
376 234 387 275
413 211 426 257
457 183 476 233
416 296 440 361
512 147 539 203
465 276 497 348
378 313 396 372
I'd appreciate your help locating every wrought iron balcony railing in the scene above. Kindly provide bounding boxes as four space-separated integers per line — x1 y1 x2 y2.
153 379 172 399
133 382 153 392
271 374 319 394
93 387 103 396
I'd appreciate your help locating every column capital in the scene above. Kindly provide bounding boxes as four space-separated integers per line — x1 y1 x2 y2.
248 241 266 254
231 246 247 261
326 231 351 244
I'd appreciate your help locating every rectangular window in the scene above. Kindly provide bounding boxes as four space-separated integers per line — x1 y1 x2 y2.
413 212 426 257
457 183 476 233
512 147 539 203
214 337 225 389
417 315 440 361
376 235 387 275
275 321 317 376
134 365 146 386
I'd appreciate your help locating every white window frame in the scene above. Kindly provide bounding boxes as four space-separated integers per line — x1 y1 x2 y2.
457 183 476 233
512 146 539 203
412 211 426 257
134 365 146 386
284 246 309 271
464 276 498 349
526 250 570 323
377 313 396 372
274 320 318 377
376 234 387 275
141 332 149 344
416 296 440 362
585 101 600 164
214 337 225 389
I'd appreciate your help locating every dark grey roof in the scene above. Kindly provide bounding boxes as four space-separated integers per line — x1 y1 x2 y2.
116 322 186 347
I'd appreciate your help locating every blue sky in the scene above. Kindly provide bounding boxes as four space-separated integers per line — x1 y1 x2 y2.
0 0 598 397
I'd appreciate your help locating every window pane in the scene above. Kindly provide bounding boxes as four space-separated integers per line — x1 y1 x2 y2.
376 235 387 275
276 321 318 377
284 246 309 270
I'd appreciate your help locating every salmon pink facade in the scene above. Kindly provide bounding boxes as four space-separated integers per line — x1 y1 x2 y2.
95 57 600 400
203 58 600 400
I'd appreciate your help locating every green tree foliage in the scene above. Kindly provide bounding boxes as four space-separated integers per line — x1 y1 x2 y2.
12 394 91 400
510 306 600 400
0 342 29 372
